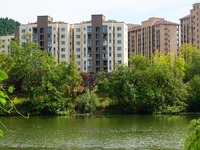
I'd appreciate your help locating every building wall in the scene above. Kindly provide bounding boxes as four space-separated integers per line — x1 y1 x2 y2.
74 14 128 73
16 16 72 63
180 3 200 49
0 35 14 54
129 17 179 59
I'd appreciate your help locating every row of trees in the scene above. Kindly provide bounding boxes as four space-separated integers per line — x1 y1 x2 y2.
0 38 200 115
0 18 20 36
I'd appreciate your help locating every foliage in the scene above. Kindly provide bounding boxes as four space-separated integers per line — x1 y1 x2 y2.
0 17 20 36
184 118 200 150
0 70 29 136
76 92 98 114
187 75 200 112
98 53 187 114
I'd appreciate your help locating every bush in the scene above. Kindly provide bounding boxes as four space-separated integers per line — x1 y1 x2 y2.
184 118 200 150
76 93 98 114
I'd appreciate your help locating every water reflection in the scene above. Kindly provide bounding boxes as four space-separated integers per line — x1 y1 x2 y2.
0 115 199 150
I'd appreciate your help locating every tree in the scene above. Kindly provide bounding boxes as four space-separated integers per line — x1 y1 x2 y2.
0 70 29 136
184 118 200 150
0 18 20 36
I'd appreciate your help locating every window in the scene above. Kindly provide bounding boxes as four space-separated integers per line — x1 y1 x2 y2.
77 61 81 65
117 27 122 31
117 40 122 44
1 40 5 43
40 28 44 33
117 54 122 57
61 34 65 38
22 36 26 39
76 28 81 32
96 27 100 32
48 41 52 47
21 42 25 46
88 54 92 59
78 68 81 71
87 27 92 32
76 41 81 45
87 41 92 46
102 26 107 32
87 61 92 66
96 61 100 66
61 41 66 45
76 35 81 38
48 27 52 33
47 34 52 40
102 54 108 59
96 40 100 46
1 45 5 48
21 29 26 33
117 33 122 37
61 28 66 31
76 48 80 52
103 40 108 46
32 35 37 40
117 47 122 50
118 60 122 64
61 54 66 58
40 35 44 40
96 54 100 59
76 55 81 58
96 34 100 39
61 48 66 51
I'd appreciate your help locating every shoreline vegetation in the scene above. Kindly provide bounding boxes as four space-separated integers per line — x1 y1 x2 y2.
0 38 200 116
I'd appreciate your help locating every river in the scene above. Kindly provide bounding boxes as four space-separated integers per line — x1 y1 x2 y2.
0 115 199 150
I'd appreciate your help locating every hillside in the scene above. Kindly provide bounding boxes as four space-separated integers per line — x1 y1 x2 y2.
0 17 20 36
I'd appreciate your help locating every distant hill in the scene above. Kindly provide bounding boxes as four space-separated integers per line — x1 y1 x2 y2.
0 17 21 36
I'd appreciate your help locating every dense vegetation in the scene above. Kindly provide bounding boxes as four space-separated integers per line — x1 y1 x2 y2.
184 118 200 150
0 18 20 36
0 39 200 115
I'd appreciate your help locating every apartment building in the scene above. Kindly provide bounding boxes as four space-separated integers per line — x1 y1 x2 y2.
128 17 179 59
74 14 128 73
180 3 200 49
0 35 14 54
15 16 73 62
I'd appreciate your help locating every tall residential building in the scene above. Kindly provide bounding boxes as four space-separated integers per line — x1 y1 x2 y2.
128 17 179 59
74 14 128 73
15 16 73 63
0 35 14 54
180 3 200 49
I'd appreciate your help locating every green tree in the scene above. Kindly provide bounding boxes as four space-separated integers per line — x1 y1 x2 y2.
0 17 20 36
184 118 200 150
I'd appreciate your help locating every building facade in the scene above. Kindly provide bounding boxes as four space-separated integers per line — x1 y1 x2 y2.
0 35 14 54
74 14 128 73
180 3 200 49
15 16 73 63
128 17 179 59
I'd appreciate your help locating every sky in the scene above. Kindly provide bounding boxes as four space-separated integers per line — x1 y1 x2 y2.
0 0 200 25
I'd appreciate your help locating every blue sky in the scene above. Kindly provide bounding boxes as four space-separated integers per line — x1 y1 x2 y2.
0 0 199 24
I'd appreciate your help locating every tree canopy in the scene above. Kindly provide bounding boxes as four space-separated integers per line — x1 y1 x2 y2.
0 17 20 36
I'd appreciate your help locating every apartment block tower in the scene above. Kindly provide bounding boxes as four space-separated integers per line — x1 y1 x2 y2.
0 35 14 54
180 3 200 49
128 17 179 59
74 14 128 73
15 16 73 63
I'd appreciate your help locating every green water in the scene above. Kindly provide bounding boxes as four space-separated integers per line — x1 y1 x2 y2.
0 115 199 150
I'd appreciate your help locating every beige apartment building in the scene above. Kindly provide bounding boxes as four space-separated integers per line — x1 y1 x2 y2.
0 35 14 54
74 14 128 72
128 17 179 59
180 3 200 49
15 16 73 63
